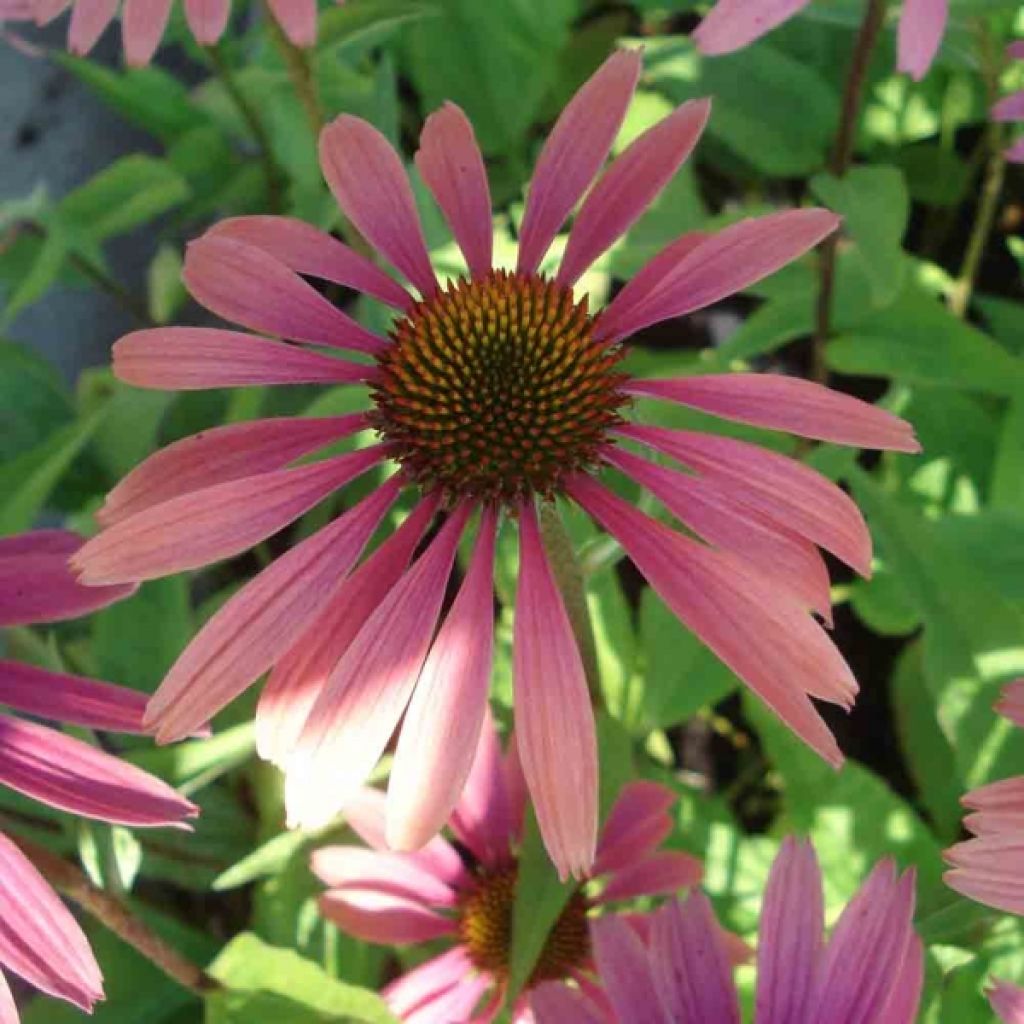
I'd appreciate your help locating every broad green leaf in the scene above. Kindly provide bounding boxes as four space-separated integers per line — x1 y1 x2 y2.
1 226 67 326
596 710 634 825
213 828 312 891
0 340 74 460
317 0 437 53
127 724 256 793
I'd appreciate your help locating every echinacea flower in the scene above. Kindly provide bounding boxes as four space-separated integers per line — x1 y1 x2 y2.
76 48 918 877
312 714 706 1021
0 530 198 1019
30 0 341 67
944 679 1024 914
532 836 923 1024
693 0 950 81
990 978 1024 1023
992 42 1024 164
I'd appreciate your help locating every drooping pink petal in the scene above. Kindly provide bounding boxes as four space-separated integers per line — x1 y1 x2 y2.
624 374 920 452
597 210 840 343
944 833 1024 914
403 973 492 1024
0 832 103 1012
516 49 642 277
807 861 917 1022
33 0 70 26
121 0 173 66
692 0 812 55
596 850 703 904
311 846 456 907
992 92 1024 123
605 446 833 621
650 894 741 1023
0 532 134 626
0 715 196 827
0 971 16 1024
755 837 822 1024
73 446 384 585
415 103 493 279
556 99 711 287
531 982 609 1024
98 415 365 528
616 422 873 577
206 217 412 310
183 236 386 356
0 662 147 734
255 497 438 766
318 888 455 945
1009 42 1024 61
880 935 924 1024
266 0 315 46
514 503 597 880
319 116 437 297
961 776 1024 836
113 327 367 391
385 947 474 1020
590 915 666 1023
989 978 1024 1023
67 0 116 55
594 780 676 877
568 477 850 766
285 507 471 830
144 478 401 743
387 509 497 852
183 0 230 45
1006 139 1024 165
897 0 948 80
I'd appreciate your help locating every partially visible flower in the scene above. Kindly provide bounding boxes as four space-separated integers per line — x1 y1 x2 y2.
0 530 198 1019
30 0 343 68
693 0 949 81
312 714 705 1021
992 42 1024 164
990 978 1024 1023
533 836 922 1023
944 680 1024 914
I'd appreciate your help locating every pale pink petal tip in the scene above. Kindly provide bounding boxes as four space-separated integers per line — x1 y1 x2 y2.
989 978 1024 1023
267 0 316 47
184 0 230 46
122 0 174 67
897 0 949 81
693 0 813 56
992 92 1024 124
996 679 1024 729
1007 41 1024 61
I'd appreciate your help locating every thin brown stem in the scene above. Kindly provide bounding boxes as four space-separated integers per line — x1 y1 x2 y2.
812 0 888 383
6 830 220 997
265 12 323 139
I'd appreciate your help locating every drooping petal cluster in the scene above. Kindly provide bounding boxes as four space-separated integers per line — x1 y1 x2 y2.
533 836 922 1023
0 531 197 1019
313 715 704 1021
693 0 950 81
992 42 1024 164
79 47 918 878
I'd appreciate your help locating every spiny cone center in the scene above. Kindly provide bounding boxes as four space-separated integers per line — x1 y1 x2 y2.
457 865 590 986
371 270 627 505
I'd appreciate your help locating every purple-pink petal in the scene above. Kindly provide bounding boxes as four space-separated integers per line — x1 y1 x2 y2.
993 92 1024 123
692 0 812 55
897 0 948 81
121 0 173 66
590 915 666 1023
989 978 1024 1023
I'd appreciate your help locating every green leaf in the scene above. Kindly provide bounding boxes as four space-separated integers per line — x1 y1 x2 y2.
1 226 67 326
0 340 74 461
148 244 187 324
213 828 313 891
596 710 634 824
127 724 256 794
317 0 437 53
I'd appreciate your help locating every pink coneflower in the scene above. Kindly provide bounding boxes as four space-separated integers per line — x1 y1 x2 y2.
944 680 1024 914
533 835 923 1023
990 978 1024 1022
28 0 339 67
0 530 197 1019
312 714 706 1021
693 0 950 81
992 42 1024 164
75 48 918 877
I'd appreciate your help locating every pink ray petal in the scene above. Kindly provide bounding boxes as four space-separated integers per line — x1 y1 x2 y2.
183 0 229 45
597 210 840 343
997 680 1024 728
1009 42 1024 61
121 0 173 66
266 0 315 46
183 236 386 357
99 414 365 528
311 845 456 907
1006 139 1024 164
113 327 367 391
319 115 437 297
0 532 133 626
67 0 116 55
0 715 196 826
403 972 492 1024
594 780 676 876
514 503 597 880
568 477 849 766
0 971 16 1024
897 0 948 81
415 102 493 279
962 776 1024 815
596 850 703 904
590 915 665 1023
693 0 812 55
0 832 103 1011
880 934 924 1024
387 509 497 852
616 422 873 576
385 947 473 1019
73 446 384 585
206 216 412 310
651 894 740 1023
557 98 711 287
0 662 147 733
144 479 401 744
317 888 455 945
807 861 917 1022
943 869 1024 916
34 0 70 26
993 92 1024 123
255 496 438 766
530 982 609 1024
624 374 920 452
516 49 642 276
989 978 1024 1023
285 507 471 830
755 837 822 1024
605 446 833 621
